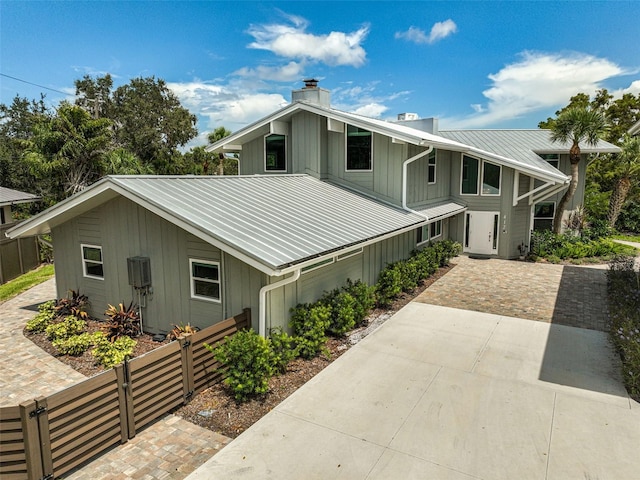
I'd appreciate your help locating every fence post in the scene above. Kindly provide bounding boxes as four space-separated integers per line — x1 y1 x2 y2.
114 364 130 444
243 308 251 329
19 400 42 480
122 360 136 439
179 334 195 403
34 397 52 478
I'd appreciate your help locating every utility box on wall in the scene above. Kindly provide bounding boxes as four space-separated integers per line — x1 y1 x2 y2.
127 256 151 288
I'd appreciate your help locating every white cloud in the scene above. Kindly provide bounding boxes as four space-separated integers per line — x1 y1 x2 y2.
611 79 640 98
167 81 287 136
352 103 388 118
395 19 457 45
442 51 628 128
233 61 305 82
332 81 409 118
247 15 369 67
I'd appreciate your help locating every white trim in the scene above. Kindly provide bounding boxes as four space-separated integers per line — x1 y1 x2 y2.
429 219 442 240
264 133 287 172
481 161 502 196
460 155 480 195
532 201 556 231
81 243 104 280
259 270 301 337
463 211 500 255
189 258 222 303
345 125 373 172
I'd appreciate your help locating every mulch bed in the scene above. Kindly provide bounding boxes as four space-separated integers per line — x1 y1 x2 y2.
22 264 454 438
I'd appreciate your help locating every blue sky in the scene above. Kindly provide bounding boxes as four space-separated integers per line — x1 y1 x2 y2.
1 1 638 147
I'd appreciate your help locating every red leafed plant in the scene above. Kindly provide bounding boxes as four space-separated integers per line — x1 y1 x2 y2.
104 301 140 341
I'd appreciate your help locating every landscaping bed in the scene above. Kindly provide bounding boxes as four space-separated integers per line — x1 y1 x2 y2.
23 264 453 438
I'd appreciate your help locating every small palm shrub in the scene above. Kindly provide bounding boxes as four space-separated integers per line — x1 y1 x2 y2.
205 329 274 402
25 300 57 332
92 334 136 368
290 303 331 359
167 322 199 341
104 302 140 340
55 290 89 320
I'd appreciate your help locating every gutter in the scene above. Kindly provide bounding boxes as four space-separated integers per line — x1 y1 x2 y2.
402 146 434 221
258 270 301 337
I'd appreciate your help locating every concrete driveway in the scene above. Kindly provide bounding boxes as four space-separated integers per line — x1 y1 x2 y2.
187 302 639 480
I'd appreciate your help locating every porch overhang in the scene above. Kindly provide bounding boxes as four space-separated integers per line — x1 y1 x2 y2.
512 171 569 207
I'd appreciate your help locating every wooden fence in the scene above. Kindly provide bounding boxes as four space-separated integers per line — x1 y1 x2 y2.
0 309 250 480
0 223 41 284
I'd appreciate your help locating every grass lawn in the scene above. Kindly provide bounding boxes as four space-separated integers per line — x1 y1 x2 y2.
0 264 55 303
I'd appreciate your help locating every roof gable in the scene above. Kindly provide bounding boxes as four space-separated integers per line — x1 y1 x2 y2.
0 187 39 206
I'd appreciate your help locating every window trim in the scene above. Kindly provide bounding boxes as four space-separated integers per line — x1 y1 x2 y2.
189 259 222 303
430 220 442 240
533 201 556 231
264 133 287 172
427 151 436 184
81 244 104 280
539 153 559 169
460 155 479 195
345 125 373 172
416 219 442 246
481 161 502 196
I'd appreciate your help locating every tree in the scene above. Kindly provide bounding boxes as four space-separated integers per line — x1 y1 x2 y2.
207 126 236 175
549 107 606 234
24 102 112 204
606 135 640 228
110 77 197 172
74 74 113 119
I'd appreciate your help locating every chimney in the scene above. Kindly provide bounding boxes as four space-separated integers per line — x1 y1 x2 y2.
395 114 439 134
292 79 330 107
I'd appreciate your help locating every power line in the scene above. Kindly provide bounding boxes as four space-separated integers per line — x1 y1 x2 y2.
0 73 72 96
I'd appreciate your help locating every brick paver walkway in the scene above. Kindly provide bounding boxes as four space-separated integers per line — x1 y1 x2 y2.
0 279 231 479
415 256 610 331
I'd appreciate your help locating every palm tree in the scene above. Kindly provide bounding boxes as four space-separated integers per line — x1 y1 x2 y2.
550 107 606 234
607 135 640 228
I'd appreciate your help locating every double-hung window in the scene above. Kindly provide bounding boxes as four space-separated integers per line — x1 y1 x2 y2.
265 134 286 171
417 219 442 245
81 244 104 279
190 259 221 302
427 151 436 184
533 202 555 231
346 125 372 171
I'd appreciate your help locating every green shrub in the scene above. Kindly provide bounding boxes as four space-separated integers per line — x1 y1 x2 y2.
55 290 89 320
411 248 439 279
92 335 136 368
431 239 461 266
290 303 331 359
398 261 419 292
376 264 403 307
25 300 57 332
343 279 376 326
268 328 297 373
45 316 86 340
531 231 635 260
205 329 274 402
53 333 93 356
325 291 357 336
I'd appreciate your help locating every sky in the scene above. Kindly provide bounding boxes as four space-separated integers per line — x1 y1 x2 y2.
1 1 639 148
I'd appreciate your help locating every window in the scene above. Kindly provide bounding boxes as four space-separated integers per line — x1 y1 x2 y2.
461 155 479 194
533 202 555 231
190 259 221 302
482 162 501 195
539 153 559 169
346 125 372 171
302 257 334 274
417 220 442 245
427 151 436 184
81 244 104 279
265 134 286 171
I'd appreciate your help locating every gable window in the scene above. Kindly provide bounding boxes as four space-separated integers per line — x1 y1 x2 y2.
427 151 436 184
265 134 286 171
461 155 479 194
539 153 559 169
482 162 501 195
190 259 221 302
81 244 104 279
346 125 372 171
533 202 555 231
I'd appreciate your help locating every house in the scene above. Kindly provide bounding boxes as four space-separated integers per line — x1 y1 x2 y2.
6 80 620 335
0 187 41 283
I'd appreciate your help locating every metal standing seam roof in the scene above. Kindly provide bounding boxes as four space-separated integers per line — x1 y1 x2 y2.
10 175 425 272
0 187 39 206
438 130 621 176
415 201 467 221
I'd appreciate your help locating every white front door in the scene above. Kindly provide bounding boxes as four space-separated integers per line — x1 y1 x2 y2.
464 211 499 255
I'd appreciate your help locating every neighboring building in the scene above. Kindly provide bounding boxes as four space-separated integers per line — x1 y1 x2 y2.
7 81 620 334
629 119 640 136
0 187 41 283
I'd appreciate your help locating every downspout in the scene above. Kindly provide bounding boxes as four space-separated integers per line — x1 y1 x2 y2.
258 269 301 337
402 145 433 221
